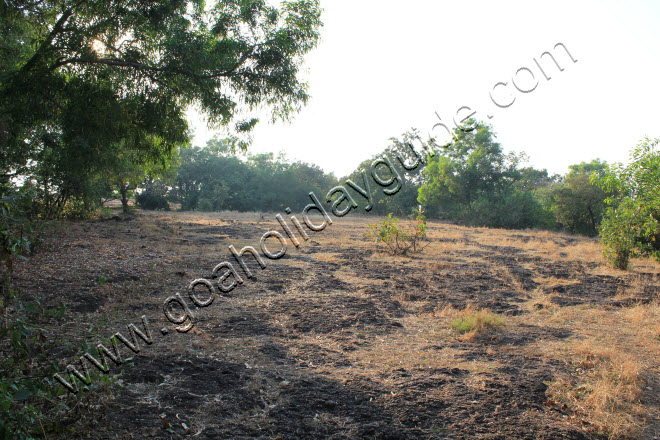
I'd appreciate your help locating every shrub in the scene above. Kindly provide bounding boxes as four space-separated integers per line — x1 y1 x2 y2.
135 192 170 211
367 212 428 256
464 190 551 230
593 138 660 269
196 198 214 212
1 191 69 439
60 197 93 219
598 198 660 269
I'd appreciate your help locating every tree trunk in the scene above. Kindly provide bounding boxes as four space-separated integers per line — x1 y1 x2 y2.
587 205 596 235
120 182 129 213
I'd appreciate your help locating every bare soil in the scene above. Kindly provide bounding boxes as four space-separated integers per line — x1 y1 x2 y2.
13 210 660 439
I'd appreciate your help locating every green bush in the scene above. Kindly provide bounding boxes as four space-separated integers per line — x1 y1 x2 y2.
367 212 428 256
1 191 69 439
196 198 214 212
599 199 660 269
60 197 93 219
593 138 660 269
135 192 169 211
464 190 551 230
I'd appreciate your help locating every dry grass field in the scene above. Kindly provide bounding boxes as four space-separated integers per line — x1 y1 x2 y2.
14 210 660 439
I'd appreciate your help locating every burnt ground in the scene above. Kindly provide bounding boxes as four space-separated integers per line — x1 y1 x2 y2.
11 210 660 439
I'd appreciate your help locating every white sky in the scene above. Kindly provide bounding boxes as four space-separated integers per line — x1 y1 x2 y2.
187 0 660 178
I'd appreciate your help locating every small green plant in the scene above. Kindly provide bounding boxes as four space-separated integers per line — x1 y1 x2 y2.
98 276 107 286
450 309 505 335
61 197 94 220
367 211 428 256
1 190 71 438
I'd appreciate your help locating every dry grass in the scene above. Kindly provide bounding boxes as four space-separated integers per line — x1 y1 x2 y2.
22 210 660 439
547 338 646 439
620 299 660 342
533 275 580 289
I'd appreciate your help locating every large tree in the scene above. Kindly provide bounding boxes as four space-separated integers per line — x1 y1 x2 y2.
418 121 553 229
419 121 518 216
0 0 322 210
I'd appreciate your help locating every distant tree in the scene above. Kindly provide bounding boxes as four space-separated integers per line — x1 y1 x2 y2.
171 136 337 213
552 159 611 235
516 167 559 192
419 121 516 216
107 137 180 213
172 138 249 211
419 120 550 228
0 0 322 213
343 130 427 217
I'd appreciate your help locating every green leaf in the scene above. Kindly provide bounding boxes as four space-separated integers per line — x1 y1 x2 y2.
14 389 32 401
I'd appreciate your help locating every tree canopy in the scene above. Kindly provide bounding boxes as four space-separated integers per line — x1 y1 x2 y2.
1 0 322 212
159 135 337 212
417 121 550 229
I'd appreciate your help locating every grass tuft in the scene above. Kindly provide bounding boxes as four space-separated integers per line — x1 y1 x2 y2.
450 308 505 336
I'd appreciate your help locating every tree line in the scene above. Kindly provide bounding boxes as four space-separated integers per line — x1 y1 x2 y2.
132 119 657 272
141 121 606 237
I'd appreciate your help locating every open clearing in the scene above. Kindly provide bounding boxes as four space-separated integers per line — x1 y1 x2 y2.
15 210 660 439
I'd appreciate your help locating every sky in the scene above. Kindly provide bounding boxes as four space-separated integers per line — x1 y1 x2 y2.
187 0 660 178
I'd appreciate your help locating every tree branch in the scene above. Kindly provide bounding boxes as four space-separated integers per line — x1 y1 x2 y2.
49 47 255 81
20 7 75 73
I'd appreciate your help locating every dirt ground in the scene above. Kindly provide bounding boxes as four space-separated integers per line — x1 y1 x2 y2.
13 210 660 439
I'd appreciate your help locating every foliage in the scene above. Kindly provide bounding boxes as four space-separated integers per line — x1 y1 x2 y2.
107 143 178 213
135 192 170 211
467 189 552 230
196 198 215 212
0 190 68 439
419 120 519 216
592 138 660 269
418 120 553 229
343 130 427 216
552 160 611 236
366 212 428 256
1 0 322 216
171 136 338 212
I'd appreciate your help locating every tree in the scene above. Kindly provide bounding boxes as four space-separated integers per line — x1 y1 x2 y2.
0 0 322 213
343 130 427 217
419 121 515 215
171 136 338 213
552 160 610 235
418 120 547 228
172 138 250 211
108 141 179 213
516 167 559 192
593 138 660 269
